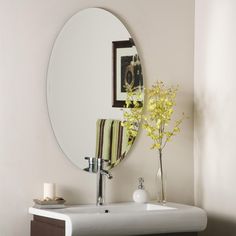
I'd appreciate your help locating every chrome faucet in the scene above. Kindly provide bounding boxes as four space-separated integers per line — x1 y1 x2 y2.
96 158 112 205
84 157 112 205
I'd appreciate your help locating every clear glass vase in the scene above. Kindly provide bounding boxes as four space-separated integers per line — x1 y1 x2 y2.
156 151 167 204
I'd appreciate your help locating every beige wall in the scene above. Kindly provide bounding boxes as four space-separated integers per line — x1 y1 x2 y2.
0 0 194 235
195 0 236 235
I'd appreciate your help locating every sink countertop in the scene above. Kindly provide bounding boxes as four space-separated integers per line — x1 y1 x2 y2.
29 201 207 236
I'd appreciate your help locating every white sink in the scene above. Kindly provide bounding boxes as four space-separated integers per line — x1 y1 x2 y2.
29 202 207 236
57 202 176 214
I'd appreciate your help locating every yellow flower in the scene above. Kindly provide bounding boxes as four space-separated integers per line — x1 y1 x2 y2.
142 81 185 151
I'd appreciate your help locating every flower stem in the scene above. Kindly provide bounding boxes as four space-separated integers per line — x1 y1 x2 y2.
159 149 166 203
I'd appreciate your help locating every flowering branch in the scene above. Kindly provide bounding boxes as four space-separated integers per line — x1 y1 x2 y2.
142 81 185 153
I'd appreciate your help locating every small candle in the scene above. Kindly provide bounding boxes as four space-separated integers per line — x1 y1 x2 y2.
43 183 56 200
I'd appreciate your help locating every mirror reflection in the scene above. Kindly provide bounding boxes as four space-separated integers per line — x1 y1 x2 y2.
47 8 144 171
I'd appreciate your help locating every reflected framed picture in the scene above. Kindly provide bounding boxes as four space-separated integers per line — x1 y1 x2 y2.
112 39 143 108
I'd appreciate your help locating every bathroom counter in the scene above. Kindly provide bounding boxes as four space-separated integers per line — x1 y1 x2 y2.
29 202 207 236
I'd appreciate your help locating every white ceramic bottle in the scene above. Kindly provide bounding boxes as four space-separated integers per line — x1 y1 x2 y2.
133 177 148 203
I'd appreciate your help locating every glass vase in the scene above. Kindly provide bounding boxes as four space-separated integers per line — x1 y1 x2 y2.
156 151 167 204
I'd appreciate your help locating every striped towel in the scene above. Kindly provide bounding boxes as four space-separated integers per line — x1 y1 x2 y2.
95 119 113 160
111 120 122 164
95 119 130 166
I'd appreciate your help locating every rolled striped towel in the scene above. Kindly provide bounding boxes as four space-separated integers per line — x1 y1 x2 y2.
111 120 129 165
95 119 130 166
95 119 113 161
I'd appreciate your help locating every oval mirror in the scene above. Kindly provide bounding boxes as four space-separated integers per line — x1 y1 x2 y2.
47 8 144 171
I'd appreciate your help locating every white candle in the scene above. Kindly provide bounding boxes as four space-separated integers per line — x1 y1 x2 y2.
43 183 56 200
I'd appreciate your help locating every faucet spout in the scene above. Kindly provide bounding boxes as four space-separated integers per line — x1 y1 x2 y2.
100 170 113 179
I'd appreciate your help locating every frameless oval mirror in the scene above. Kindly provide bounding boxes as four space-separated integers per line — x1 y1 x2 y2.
47 8 144 171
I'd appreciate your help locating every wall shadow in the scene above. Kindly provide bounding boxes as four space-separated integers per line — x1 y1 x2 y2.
200 215 236 236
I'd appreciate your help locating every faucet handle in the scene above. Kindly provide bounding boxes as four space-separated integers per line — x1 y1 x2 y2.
84 157 97 173
85 156 96 163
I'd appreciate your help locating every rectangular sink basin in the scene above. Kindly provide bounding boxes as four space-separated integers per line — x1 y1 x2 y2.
29 202 207 236
57 202 176 214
